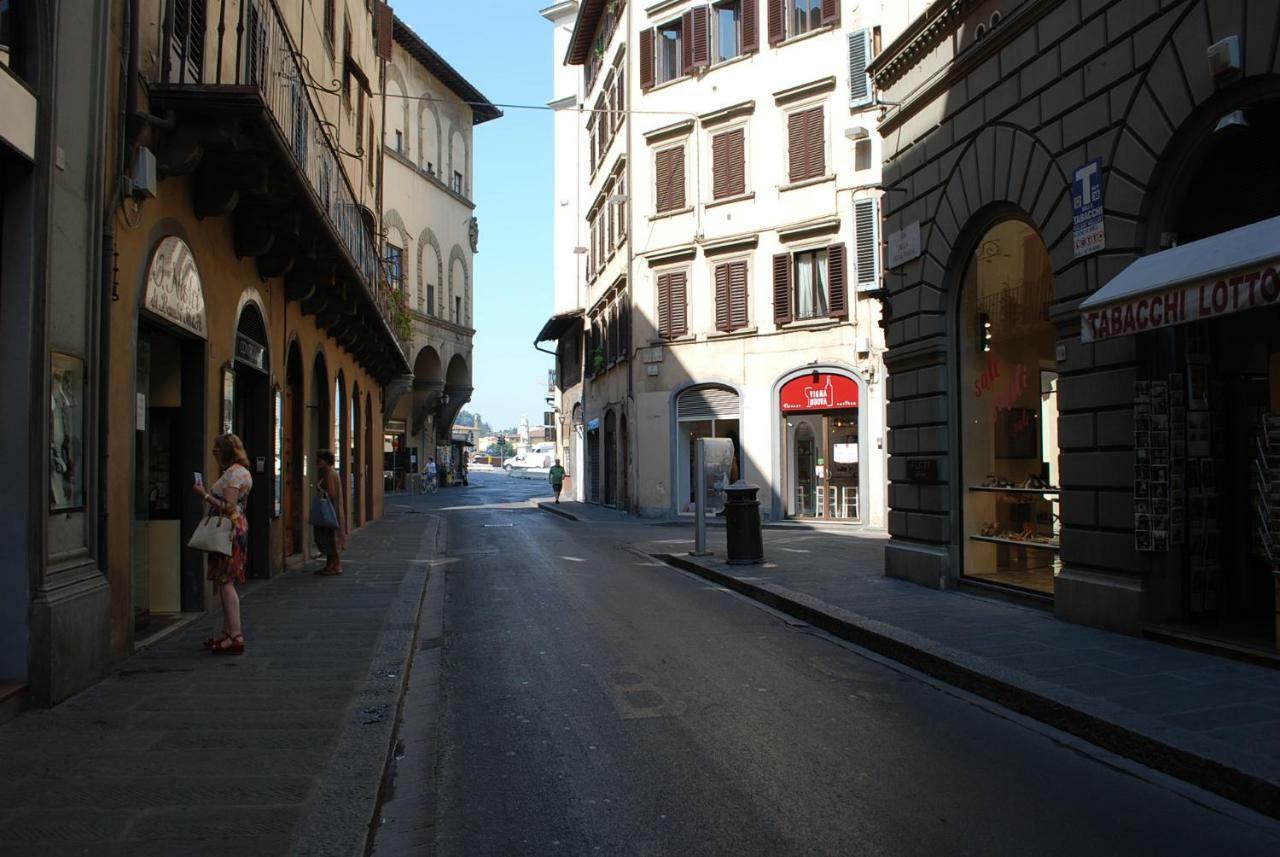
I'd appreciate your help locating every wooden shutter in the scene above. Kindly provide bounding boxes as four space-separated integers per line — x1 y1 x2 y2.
848 29 872 107
655 149 670 212
657 273 671 338
711 133 729 200
681 11 695 76
727 260 749 330
742 0 759 54
827 242 848 318
168 0 207 84
715 264 731 331
669 271 688 336
854 197 880 292
805 106 824 180
772 253 792 325
821 0 841 27
767 0 785 46
640 28 655 89
375 1 394 61
726 128 745 197
667 145 686 210
691 5 710 69
787 111 806 183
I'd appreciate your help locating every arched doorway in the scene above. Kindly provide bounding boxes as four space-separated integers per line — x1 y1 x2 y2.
958 217 1058 596
619 414 629 512
365 393 375 522
132 236 208 634
335 371 348 513
412 346 444 482
603 410 617 507
232 302 271 578
674 384 740 514
285 341 305 556
312 352 330 456
352 382 363 527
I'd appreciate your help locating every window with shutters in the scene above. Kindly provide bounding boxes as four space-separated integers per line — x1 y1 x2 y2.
324 0 336 51
654 143 687 214
789 0 822 37
615 172 628 248
165 0 207 84
786 105 825 184
711 127 747 200
712 2 742 63
853 198 881 292
793 249 829 319
656 19 684 84
714 260 750 332
847 28 873 108
656 270 689 339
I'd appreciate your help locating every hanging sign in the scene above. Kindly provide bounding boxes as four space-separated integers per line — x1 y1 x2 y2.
143 236 207 338
780 373 859 412
1072 159 1105 258
1081 262 1280 342
235 333 266 371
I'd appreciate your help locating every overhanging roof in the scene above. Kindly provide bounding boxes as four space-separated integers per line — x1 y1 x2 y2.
1079 215 1280 342
535 309 585 343
393 18 503 124
565 0 608 66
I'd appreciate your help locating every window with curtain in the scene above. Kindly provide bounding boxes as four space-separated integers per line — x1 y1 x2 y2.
793 249 828 320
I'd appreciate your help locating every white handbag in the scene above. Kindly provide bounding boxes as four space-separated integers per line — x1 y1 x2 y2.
188 513 234 556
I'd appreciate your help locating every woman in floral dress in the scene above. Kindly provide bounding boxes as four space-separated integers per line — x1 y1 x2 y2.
194 432 253 654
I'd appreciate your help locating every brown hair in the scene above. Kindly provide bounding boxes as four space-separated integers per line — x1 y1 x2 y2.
213 432 251 471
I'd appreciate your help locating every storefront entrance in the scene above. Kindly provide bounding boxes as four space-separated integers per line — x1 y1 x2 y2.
231 305 271 579
959 219 1060 596
675 385 740 515
781 371 861 521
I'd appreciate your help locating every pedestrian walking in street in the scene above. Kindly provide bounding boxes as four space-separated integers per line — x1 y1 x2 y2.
313 450 347 576
426 456 439 491
194 432 253 655
549 458 566 503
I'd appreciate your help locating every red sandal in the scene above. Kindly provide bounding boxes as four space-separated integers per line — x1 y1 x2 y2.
211 634 245 655
203 632 230 650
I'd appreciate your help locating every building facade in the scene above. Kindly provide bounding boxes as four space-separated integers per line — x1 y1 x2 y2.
0 0 115 709
542 0 915 525
876 0 1280 649
383 17 499 480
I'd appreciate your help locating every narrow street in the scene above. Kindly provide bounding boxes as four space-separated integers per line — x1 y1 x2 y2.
373 472 1280 857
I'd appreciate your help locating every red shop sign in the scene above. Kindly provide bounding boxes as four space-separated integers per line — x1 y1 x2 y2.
780 373 859 412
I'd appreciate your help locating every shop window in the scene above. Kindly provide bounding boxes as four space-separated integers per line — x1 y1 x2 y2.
960 219 1059 595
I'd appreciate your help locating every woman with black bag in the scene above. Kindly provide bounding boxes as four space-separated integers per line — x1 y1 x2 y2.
313 450 347 576
193 432 253 655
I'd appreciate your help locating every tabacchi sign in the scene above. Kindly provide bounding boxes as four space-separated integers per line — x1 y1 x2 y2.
1081 263 1280 342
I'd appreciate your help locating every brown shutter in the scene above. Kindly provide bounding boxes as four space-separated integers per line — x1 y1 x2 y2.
658 273 674 338
669 271 688 336
773 253 792 325
711 133 729 200
821 0 840 27
742 0 759 54
787 111 806 183
681 11 695 76
726 128 745 197
691 5 710 68
728 261 749 330
715 264 731 331
827 243 848 318
669 144 686 209
805 106 824 180
767 0 785 46
375 2 394 61
640 28 655 89
655 149 670 212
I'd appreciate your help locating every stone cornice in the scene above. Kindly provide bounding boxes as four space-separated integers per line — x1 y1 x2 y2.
868 0 981 92
772 76 837 107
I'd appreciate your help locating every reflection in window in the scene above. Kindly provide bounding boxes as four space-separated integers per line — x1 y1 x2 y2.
793 249 828 319
714 2 741 64
960 219 1059 595
657 20 683 84
790 0 822 38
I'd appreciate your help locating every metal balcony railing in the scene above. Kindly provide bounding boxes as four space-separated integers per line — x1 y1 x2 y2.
189 0 409 359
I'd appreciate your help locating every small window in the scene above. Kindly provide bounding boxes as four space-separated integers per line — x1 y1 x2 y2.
455 296 462 324
427 283 436 316
324 0 336 49
395 129 403 152
452 171 464 194
793 248 829 320
384 244 404 292
713 2 742 64
657 19 683 84
854 138 872 172
790 0 822 38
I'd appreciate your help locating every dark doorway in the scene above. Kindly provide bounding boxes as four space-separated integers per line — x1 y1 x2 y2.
619 414 629 512
232 305 271 578
285 342 304 556
365 394 375 522
353 383 363 527
604 410 617 507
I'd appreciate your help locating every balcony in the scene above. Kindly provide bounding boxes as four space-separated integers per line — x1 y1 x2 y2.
148 0 410 379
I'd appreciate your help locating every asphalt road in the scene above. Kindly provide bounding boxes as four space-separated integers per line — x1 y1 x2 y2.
389 472 1280 856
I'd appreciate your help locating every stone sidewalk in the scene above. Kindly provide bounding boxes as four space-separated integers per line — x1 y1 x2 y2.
617 522 1280 819
0 509 443 857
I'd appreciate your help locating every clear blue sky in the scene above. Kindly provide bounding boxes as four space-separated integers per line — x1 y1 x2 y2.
398 0 555 433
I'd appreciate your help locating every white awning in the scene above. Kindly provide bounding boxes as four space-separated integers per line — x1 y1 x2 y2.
1078 215 1280 342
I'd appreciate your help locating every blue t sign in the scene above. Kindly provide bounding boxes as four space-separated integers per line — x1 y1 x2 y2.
1072 158 1105 257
